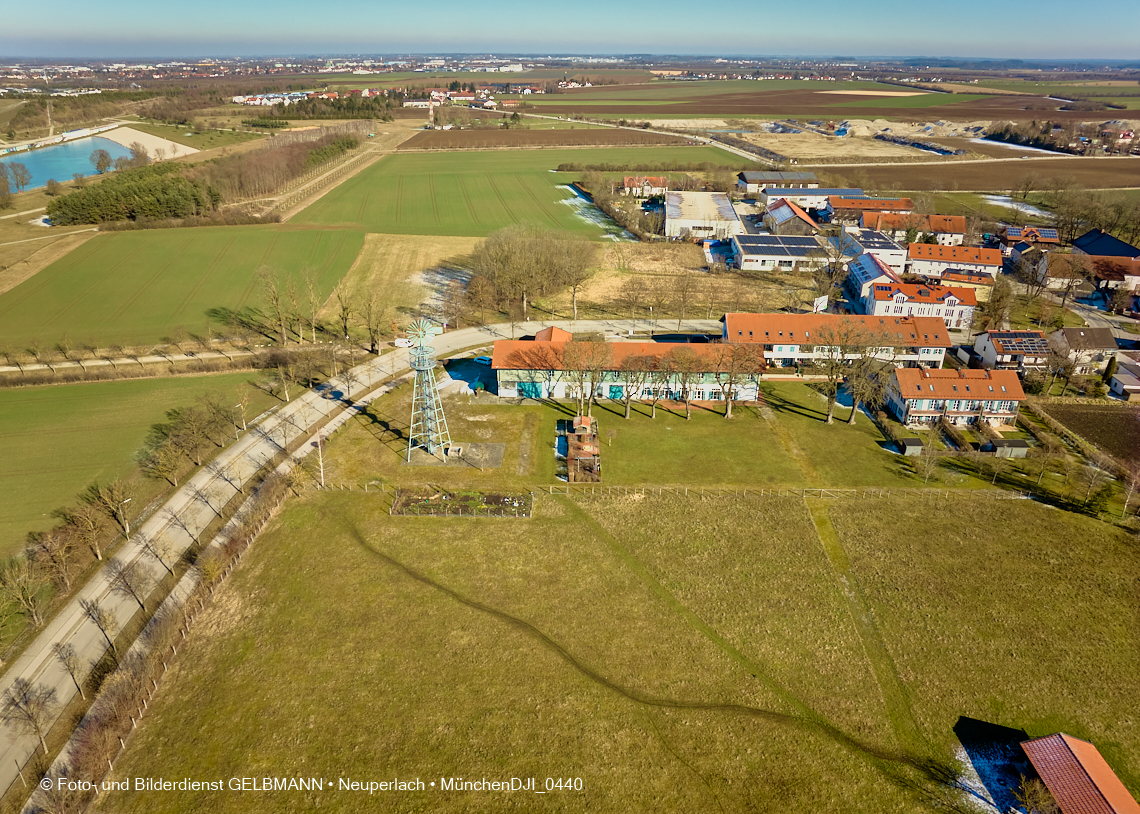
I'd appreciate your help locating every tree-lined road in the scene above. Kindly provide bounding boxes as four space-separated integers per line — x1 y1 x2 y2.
0 317 725 797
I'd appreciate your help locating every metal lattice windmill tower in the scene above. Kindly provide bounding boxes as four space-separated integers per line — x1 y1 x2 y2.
406 319 452 461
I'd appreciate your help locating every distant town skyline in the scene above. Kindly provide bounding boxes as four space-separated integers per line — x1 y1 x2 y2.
2 0 1138 62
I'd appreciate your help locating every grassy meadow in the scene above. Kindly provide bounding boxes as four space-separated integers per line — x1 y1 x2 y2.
292 146 749 236
0 226 363 348
0 371 276 557
90 488 1140 814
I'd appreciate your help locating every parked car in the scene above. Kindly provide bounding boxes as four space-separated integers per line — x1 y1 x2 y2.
394 337 414 348
474 356 492 365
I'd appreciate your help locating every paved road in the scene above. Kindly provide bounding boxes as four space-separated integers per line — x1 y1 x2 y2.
0 317 722 795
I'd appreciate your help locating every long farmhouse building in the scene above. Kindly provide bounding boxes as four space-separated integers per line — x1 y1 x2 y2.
721 312 951 367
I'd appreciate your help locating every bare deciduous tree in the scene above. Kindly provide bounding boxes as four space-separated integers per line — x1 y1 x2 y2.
258 266 289 346
711 342 765 419
52 643 86 700
0 558 48 627
1 679 57 754
107 559 151 613
79 598 118 655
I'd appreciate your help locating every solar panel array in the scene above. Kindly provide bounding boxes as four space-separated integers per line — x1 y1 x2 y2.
1007 226 1060 240
735 235 822 257
991 331 1050 354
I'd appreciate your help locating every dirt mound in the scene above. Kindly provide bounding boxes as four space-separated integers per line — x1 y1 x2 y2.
839 119 994 139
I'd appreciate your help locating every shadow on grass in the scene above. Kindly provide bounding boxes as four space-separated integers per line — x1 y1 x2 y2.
344 519 976 811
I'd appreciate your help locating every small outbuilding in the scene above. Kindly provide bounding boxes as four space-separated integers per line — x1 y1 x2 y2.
1021 732 1140 814
898 437 925 456
983 438 1030 458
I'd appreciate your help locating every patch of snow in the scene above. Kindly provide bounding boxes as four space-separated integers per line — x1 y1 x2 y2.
953 744 1026 814
979 195 1053 219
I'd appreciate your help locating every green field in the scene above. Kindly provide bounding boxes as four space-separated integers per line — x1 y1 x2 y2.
124 121 266 150
292 146 750 236
0 372 276 557
91 489 1140 814
0 226 363 348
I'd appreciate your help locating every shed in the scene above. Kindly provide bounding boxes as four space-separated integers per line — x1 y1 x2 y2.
898 437 925 456
984 438 1030 458
1021 733 1140 814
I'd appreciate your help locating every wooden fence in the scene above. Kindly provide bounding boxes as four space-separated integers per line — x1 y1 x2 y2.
544 484 1034 500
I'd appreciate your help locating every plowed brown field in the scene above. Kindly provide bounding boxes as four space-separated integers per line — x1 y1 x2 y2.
538 88 1104 121
827 157 1140 191
399 128 689 150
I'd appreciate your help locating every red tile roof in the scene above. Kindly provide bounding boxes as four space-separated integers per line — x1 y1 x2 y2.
623 176 669 189
534 326 572 342
908 244 1001 266
862 213 967 234
722 312 951 348
987 330 1049 355
830 196 913 212
894 367 1025 400
1022 734 1140 814
941 271 996 286
491 337 750 371
871 282 977 306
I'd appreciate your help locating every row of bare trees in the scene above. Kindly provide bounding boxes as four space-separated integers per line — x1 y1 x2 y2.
137 393 251 486
29 474 293 814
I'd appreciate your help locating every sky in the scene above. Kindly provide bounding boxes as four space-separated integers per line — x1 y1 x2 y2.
1 0 1138 60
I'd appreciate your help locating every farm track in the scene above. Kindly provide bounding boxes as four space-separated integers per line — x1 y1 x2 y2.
174 235 236 319
486 173 520 223
458 175 481 225
805 499 927 756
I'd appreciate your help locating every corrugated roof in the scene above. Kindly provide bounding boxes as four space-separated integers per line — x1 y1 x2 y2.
722 312 951 348
1022 733 1140 814
666 191 739 223
894 367 1025 400
766 198 817 230
909 244 1002 266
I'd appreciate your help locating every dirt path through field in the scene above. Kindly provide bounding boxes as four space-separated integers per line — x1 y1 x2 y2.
804 498 927 756
0 230 98 296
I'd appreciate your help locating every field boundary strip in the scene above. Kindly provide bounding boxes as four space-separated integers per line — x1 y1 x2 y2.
805 498 927 756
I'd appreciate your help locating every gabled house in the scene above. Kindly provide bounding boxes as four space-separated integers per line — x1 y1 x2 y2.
721 312 950 368
1001 225 1061 247
940 270 995 303
1108 354 1140 401
1039 253 1140 294
759 187 862 209
622 176 669 198
865 281 975 329
972 330 1052 373
887 368 1025 427
861 213 966 246
1050 327 1118 373
907 244 1001 279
